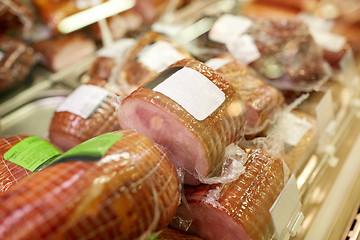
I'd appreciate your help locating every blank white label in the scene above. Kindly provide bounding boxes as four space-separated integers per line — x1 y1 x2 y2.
97 38 136 59
56 85 110 119
153 67 225 121
209 14 253 44
316 90 334 136
205 58 233 70
278 112 312 146
137 41 185 72
226 34 260 64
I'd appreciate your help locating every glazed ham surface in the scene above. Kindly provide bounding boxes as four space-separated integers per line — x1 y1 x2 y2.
175 148 286 240
118 59 247 185
0 136 31 193
207 56 284 136
49 78 124 151
0 130 180 240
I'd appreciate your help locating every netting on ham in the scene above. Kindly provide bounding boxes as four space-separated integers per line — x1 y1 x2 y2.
0 136 31 192
0 130 180 240
117 59 247 185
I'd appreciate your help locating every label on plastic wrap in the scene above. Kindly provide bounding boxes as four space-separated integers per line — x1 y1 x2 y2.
56 85 110 119
270 175 304 240
277 112 312 146
205 58 233 70
4 136 62 172
144 67 225 121
316 90 334 136
209 14 253 44
137 41 185 72
97 38 136 59
54 133 124 164
226 34 260 64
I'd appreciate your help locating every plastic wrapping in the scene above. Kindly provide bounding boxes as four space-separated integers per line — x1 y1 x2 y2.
48 78 125 151
155 228 202 240
171 147 290 240
0 130 180 239
117 58 248 185
0 36 36 94
0 135 62 193
205 55 285 136
118 31 193 93
200 14 331 93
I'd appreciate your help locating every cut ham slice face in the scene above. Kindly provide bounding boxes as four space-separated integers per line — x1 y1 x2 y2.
175 148 286 240
49 78 124 151
0 136 31 192
118 59 247 185
0 130 180 240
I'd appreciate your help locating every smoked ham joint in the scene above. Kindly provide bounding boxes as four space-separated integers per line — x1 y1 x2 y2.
1 0 360 239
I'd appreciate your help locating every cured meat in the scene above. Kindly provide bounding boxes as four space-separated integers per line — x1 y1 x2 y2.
134 0 172 23
206 55 284 136
156 228 202 240
49 78 125 151
32 32 96 72
0 0 33 38
0 135 61 193
0 37 35 94
0 130 180 240
119 31 192 93
0 136 31 193
118 59 246 185
175 148 286 240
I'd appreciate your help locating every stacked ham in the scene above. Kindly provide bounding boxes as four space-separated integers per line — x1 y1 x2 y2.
0 130 180 239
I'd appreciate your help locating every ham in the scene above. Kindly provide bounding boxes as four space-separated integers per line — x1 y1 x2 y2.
32 33 96 72
174 148 286 240
118 59 246 185
49 78 125 151
0 130 180 239
156 228 202 240
0 37 35 94
206 55 284 136
0 135 61 193
118 31 192 93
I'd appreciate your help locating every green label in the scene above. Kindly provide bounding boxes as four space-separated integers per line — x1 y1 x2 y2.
4 136 62 172
53 133 124 164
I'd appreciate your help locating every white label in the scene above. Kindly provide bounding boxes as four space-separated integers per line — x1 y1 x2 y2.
0 51 4 62
316 90 334 136
209 14 253 44
270 175 304 240
56 85 110 119
76 0 101 9
226 34 260 64
153 67 225 121
277 112 312 146
97 38 136 59
137 41 185 72
205 58 233 70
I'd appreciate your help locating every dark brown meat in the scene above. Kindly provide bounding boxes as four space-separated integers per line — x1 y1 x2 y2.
0 135 61 193
0 0 33 38
0 37 35 93
0 130 180 240
175 148 286 240
118 59 246 185
49 78 125 151
32 32 96 72
118 31 192 93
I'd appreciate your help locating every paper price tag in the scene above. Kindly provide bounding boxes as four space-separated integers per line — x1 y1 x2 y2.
277 112 312 146
205 57 233 70
147 67 225 121
97 38 136 59
137 41 185 72
316 90 334 136
270 175 304 240
209 14 253 44
226 34 260 64
56 85 110 119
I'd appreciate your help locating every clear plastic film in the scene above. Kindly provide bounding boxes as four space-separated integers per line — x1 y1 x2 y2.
0 130 180 240
196 13 332 94
117 58 249 185
0 135 62 193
